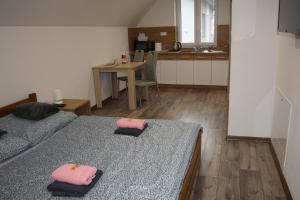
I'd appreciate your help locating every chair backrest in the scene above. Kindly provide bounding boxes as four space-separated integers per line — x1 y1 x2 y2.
133 50 144 62
144 51 158 82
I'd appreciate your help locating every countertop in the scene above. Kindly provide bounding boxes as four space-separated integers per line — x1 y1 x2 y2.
130 49 229 60
158 49 228 55
130 49 229 55
158 49 229 60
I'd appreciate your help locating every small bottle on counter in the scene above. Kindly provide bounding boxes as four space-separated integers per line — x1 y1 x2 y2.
121 53 127 64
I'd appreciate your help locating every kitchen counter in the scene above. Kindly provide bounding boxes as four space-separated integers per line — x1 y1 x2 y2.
130 49 229 60
158 50 229 60
159 49 228 54
127 49 230 87
130 49 228 54
156 50 230 86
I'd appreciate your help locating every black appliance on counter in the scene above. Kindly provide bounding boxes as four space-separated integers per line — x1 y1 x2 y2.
134 41 155 52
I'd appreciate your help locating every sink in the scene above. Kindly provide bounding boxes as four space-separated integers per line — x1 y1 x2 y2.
166 49 226 54
168 50 182 53
200 50 225 53
191 47 226 53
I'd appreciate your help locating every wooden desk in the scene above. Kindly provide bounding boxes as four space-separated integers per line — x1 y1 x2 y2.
93 62 145 110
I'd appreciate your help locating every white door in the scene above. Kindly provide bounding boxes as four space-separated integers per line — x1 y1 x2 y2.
177 61 194 85
211 61 229 86
160 60 177 84
194 60 212 85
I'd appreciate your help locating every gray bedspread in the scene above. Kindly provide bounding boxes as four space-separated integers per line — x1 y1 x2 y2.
0 116 202 200
0 111 77 146
0 111 77 163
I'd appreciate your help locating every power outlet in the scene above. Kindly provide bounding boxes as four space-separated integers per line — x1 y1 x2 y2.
160 32 167 36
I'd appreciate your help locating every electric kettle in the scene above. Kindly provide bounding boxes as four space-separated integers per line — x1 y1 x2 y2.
173 41 182 51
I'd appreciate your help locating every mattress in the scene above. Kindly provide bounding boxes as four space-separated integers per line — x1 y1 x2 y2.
0 116 202 200
0 111 77 146
0 111 77 163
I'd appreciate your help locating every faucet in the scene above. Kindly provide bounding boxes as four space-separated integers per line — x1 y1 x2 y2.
192 46 207 52
192 46 204 52
192 47 198 52
192 45 216 52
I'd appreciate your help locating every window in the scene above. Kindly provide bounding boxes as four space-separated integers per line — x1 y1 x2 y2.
180 0 195 43
178 0 217 46
200 0 216 43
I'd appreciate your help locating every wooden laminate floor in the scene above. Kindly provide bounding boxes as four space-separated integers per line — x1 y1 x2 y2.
93 88 287 200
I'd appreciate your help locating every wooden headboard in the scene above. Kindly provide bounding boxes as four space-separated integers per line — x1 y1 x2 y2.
0 93 37 117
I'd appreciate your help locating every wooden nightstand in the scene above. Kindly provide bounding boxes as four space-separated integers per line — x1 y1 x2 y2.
60 99 91 116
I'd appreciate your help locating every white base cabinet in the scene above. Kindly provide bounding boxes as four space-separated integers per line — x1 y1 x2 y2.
194 60 212 85
177 61 194 85
211 61 229 86
157 59 229 86
160 60 177 84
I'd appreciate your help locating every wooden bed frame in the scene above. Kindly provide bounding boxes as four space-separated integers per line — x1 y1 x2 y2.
0 93 202 200
178 131 202 200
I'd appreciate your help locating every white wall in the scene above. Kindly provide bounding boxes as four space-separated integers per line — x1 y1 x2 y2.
136 0 230 27
0 0 154 27
137 0 176 27
218 0 231 25
0 26 128 107
275 33 300 200
228 0 278 137
229 0 300 197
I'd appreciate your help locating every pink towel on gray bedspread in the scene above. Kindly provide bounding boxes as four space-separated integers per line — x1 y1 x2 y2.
51 164 97 186
116 118 146 130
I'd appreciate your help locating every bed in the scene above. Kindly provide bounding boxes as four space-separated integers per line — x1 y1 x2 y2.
0 93 202 200
0 94 77 163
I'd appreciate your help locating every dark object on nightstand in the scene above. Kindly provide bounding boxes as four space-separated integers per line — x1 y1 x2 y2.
60 99 91 116
54 104 66 108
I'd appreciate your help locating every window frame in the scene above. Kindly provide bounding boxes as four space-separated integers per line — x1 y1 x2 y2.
176 0 218 48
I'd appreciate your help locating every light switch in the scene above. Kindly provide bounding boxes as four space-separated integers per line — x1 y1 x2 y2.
160 32 167 36
296 37 300 49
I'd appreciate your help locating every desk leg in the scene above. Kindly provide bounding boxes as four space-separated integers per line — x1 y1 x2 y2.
111 72 119 99
93 69 102 108
127 69 137 110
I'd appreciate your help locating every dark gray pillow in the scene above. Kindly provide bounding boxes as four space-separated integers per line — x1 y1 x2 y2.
0 129 7 137
11 102 59 121
0 112 77 145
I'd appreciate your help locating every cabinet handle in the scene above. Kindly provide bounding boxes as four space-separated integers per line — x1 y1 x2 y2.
215 56 227 59
197 57 209 59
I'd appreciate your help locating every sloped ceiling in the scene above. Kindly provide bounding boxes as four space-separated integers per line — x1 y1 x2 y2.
0 0 157 26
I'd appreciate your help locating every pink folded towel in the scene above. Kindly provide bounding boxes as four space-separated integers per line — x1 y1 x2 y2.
51 164 97 186
116 118 146 130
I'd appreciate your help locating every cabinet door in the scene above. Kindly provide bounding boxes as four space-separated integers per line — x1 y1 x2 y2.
194 60 212 85
177 61 194 85
211 61 229 86
160 60 177 84
156 61 161 83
